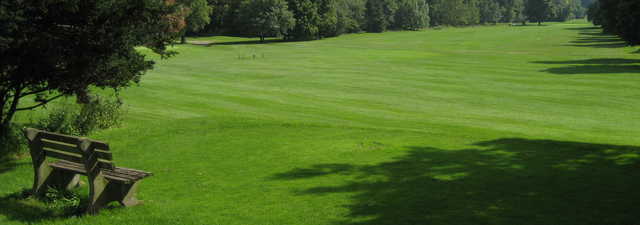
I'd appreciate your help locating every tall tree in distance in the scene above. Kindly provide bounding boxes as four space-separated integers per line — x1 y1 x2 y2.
525 0 554 25
240 0 296 42
506 0 526 24
178 0 214 43
478 0 503 24
0 0 182 134
335 0 366 34
394 0 430 30
365 0 398 32
315 0 340 38
287 0 321 40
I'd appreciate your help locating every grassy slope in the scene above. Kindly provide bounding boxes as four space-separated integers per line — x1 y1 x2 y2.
2 20 640 225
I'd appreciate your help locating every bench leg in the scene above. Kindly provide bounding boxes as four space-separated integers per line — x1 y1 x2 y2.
33 166 80 195
87 176 110 215
117 182 142 207
87 180 143 214
47 169 81 190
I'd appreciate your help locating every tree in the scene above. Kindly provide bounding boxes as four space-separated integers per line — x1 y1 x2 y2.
525 0 554 25
240 0 296 42
394 0 430 30
502 0 526 23
365 0 398 32
315 0 340 38
429 0 479 26
178 0 214 43
478 0 503 24
336 0 367 34
0 0 182 134
287 0 321 40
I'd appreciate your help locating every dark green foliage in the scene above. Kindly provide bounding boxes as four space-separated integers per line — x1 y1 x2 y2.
613 0 640 45
478 0 504 24
199 0 587 38
501 0 526 23
335 0 366 33
394 0 430 30
41 188 82 213
0 124 24 159
525 0 554 25
587 0 640 45
34 95 124 136
204 0 248 34
178 0 214 43
240 0 296 41
429 0 479 26
315 0 340 38
0 0 180 136
287 0 321 40
365 0 398 32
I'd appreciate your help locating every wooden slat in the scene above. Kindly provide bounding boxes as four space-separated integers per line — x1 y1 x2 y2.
103 174 131 183
99 161 115 170
41 139 82 154
50 161 87 175
94 150 113 160
116 167 153 176
38 132 80 144
92 141 110 151
43 149 83 163
49 161 149 183
103 171 139 181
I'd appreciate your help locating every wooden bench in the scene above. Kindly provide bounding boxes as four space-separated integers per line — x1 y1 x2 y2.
23 128 152 214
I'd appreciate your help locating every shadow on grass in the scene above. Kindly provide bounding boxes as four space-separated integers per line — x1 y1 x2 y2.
273 138 640 225
189 39 287 47
563 27 628 48
0 158 29 175
541 65 640 74
532 58 640 75
0 190 61 223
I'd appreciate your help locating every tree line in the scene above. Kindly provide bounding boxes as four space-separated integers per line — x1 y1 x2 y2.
587 0 640 45
180 0 590 41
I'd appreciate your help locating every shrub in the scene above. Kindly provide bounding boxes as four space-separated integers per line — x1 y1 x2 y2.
0 124 26 159
34 95 125 136
73 95 124 135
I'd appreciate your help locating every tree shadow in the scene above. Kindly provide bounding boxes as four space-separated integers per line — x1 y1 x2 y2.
541 65 640 74
0 190 63 223
532 58 640 75
564 27 601 31
564 27 628 48
0 158 29 175
532 58 640 65
273 138 640 225
189 39 287 47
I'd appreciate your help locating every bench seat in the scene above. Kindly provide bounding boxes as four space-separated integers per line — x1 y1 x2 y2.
50 160 152 184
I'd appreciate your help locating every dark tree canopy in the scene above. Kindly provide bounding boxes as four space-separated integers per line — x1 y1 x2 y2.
525 0 554 25
587 0 640 45
239 0 296 41
0 0 182 132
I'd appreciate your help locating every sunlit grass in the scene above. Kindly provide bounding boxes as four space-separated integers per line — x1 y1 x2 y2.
1 20 640 225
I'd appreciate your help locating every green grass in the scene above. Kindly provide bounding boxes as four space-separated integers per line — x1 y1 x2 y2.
2 20 640 225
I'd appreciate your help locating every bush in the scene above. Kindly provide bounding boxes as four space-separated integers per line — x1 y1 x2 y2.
73 95 124 135
34 95 124 136
0 124 26 159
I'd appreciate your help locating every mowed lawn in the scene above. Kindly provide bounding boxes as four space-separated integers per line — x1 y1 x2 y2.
2 20 640 225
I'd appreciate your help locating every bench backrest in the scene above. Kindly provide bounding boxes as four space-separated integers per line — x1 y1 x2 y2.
24 128 115 171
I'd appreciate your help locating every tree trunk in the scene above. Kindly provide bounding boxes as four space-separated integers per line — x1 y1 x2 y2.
0 94 6 138
538 20 542 26
180 35 186 44
260 35 264 42
1 87 22 136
